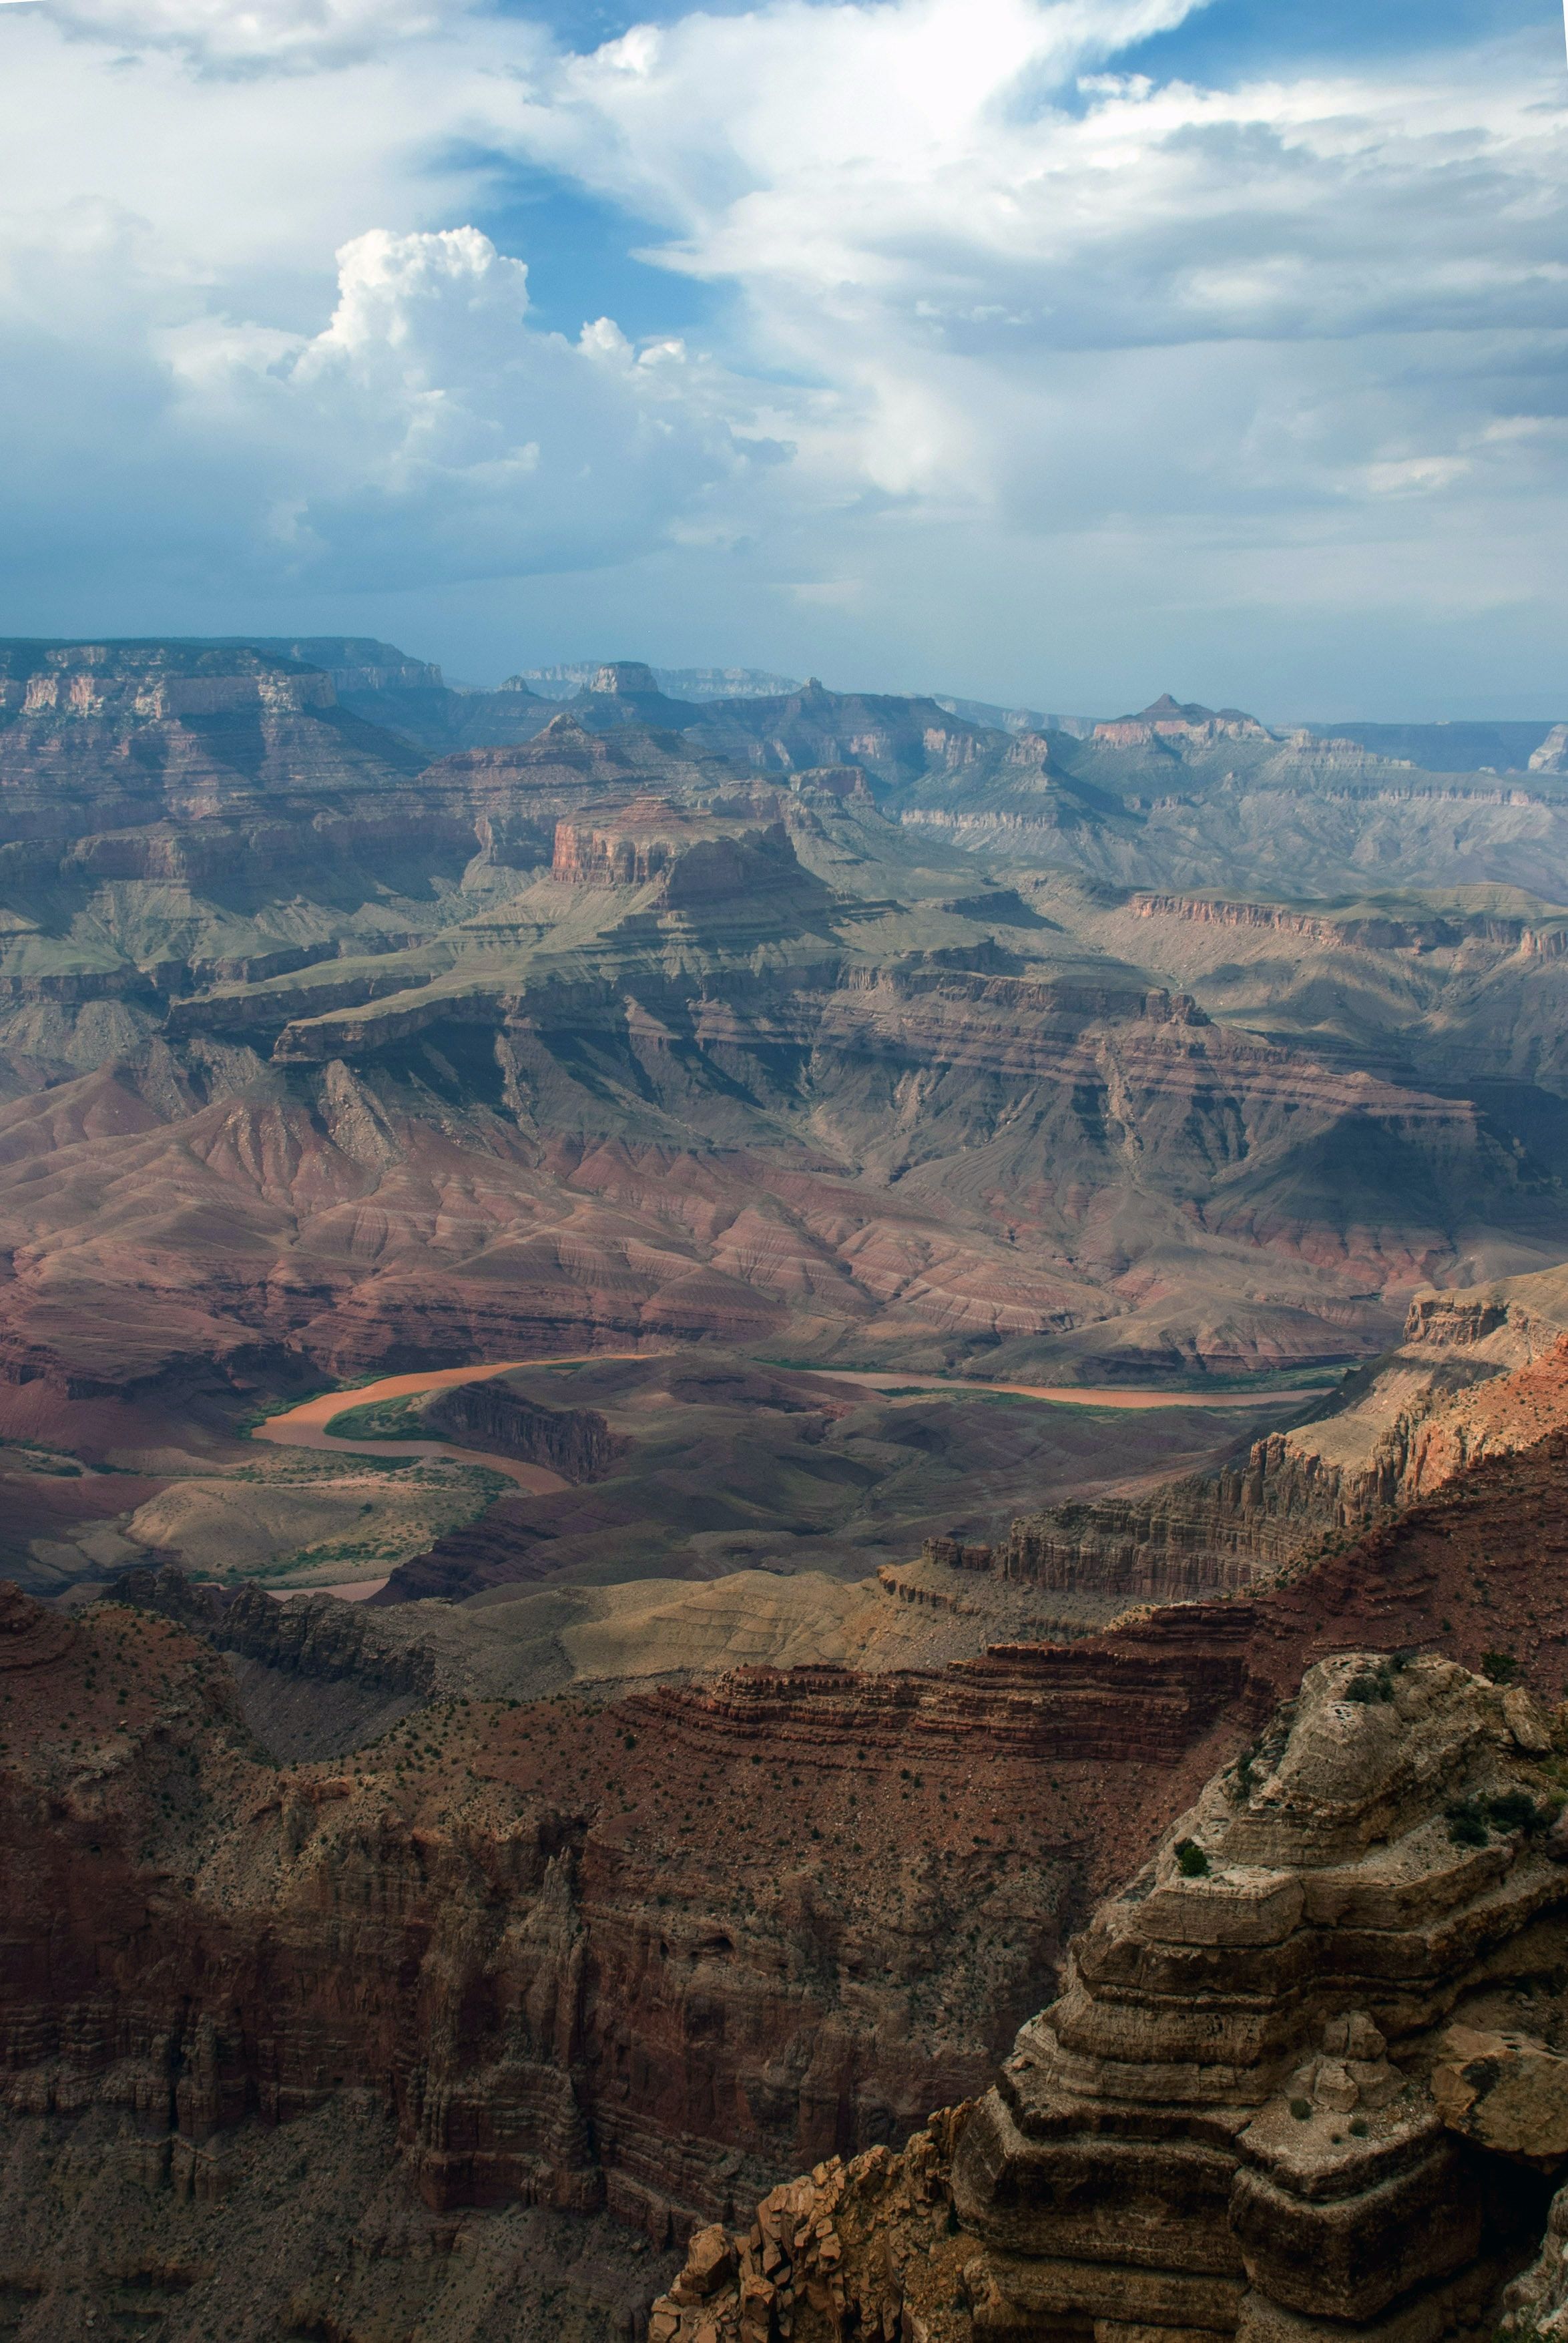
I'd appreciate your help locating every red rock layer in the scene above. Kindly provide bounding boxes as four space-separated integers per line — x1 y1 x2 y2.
983 1332 1568 1605
9 1422 1568 2245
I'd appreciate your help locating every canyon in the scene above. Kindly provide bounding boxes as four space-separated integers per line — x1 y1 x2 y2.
5 634 1568 2340
652 1641 1568 2343
13 1366 1568 2338
1 644 1566 1468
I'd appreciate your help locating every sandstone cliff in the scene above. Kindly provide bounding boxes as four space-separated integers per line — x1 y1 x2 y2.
957 1272 1568 1605
11 1404 1568 2333
423 1376 623 1482
655 1648 1568 2343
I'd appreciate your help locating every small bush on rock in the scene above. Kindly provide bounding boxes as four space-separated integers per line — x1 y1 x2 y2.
1447 1797 1491 1848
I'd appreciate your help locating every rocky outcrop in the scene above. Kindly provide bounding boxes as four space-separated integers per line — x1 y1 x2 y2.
212 1573 439 1697
1528 724 1568 776
649 2112 976 2343
656 1649 1568 2342
1093 694 1274 750
951 1651 1561 2340
0 640 425 839
423 1377 623 1482
1499 2177 1568 2342
13 1413 1568 2288
549 799 822 909
106 1564 440 1756
1129 889 1568 960
987 1297 1568 1603
649 1597 1258 1769
686 678 1008 789
998 1477 1290 1596
1 641 336 720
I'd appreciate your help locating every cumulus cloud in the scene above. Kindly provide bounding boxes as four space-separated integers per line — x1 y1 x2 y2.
0 208 766 598
176 224 762 584
0 0 1564 706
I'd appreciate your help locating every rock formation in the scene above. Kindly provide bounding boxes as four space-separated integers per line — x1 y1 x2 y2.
549 797 824 910
1091 694 1274 749
9 1390 1568 2332
962 1285 1568 1605
423 1375 623 1482
654 1647 1568 2342
1529 725 1568 777
0 637 1566 1442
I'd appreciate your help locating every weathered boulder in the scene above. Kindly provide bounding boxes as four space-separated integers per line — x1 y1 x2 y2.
1433 2026 1568 2160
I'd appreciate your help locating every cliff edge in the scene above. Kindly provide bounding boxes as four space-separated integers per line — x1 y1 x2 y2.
657 1649 1568 2342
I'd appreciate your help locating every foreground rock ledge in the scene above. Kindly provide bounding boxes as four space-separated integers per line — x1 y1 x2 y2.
655 1651 1568 2342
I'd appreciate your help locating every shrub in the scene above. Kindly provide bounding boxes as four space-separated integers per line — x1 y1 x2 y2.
1482 1650 1520 1683
1289 2098 1312 2122
1174 1839 1210 1878
1446 1797 1490 1848
1487 1789 1545 1836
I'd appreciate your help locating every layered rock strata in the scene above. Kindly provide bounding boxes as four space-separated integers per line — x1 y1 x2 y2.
951 1650 1559 2341
0 2092 674 2342
0 1577 1091 2248
12 1414 1568 2301
2 641 1565 1412
655 1650 1568 2342
423 1377 624 1482
981 1295 1568 1603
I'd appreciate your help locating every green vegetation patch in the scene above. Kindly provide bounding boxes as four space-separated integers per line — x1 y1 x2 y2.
322 1396 433 1443
232 1377 383 1436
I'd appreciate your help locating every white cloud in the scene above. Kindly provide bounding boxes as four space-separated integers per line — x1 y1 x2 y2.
0 207 764 596
33 0 455 71
503 5 1568 515
0 0 1563 708
201 224 759 584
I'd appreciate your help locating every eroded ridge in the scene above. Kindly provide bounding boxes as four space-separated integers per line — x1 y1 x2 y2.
656 1651 1568 2342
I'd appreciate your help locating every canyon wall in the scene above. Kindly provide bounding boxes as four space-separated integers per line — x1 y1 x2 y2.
1 641 1566 1418
655 1649 1568 2343
12 1408 1568 2262
11 1377 1568 2336
424 1377 624 1482
945 1282 1568 1605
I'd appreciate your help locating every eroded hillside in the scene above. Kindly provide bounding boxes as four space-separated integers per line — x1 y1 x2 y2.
1 644 1567 1447
13 1394 1568 2337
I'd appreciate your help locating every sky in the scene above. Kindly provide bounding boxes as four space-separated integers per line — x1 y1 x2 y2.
0 0 1564 718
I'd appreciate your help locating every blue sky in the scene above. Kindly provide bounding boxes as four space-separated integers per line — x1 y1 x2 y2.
0 0 1563 718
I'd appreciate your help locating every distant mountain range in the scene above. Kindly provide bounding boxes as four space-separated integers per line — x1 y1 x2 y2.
205 636 1566 777
513 661 803 702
